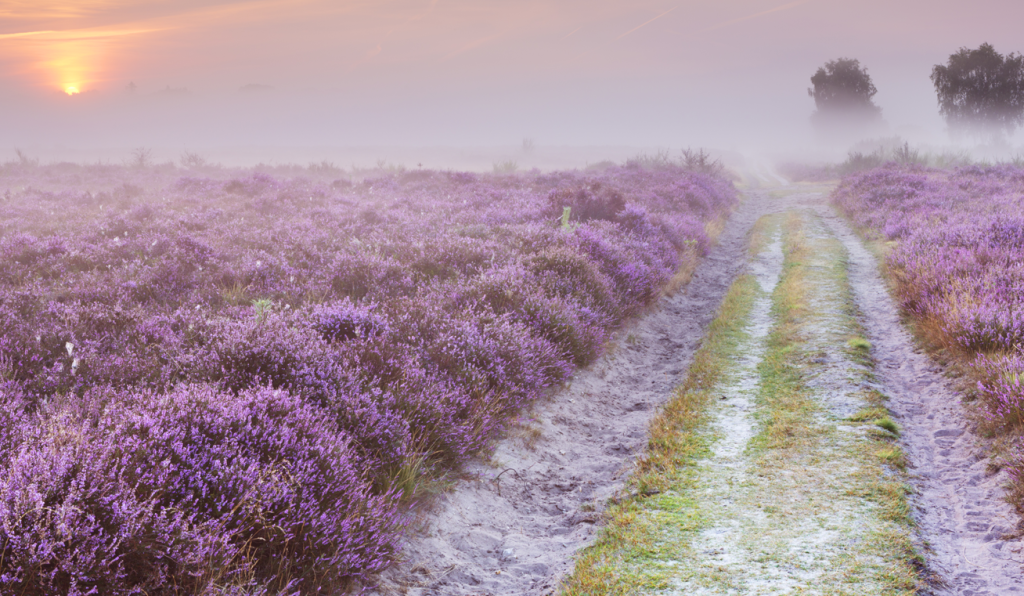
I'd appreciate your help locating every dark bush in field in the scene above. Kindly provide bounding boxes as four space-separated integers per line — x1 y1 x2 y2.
548 182 626 223
310 299 388 342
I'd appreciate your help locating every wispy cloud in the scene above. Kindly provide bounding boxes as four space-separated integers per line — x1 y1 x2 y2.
0 30 56 40
0 1 99 21
0 27 164 42
616 6 676 41
562 25 583 40
0 0 337 34
706 0 814 31
443 34 501 60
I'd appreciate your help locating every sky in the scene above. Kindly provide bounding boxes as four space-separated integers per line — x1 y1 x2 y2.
2 0 1024 162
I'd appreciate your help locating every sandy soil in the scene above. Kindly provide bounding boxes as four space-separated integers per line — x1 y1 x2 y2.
372 185 1024 596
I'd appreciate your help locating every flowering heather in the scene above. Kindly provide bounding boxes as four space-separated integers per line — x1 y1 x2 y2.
0 160 736 592
832 163 1024 358
831 163 1024 502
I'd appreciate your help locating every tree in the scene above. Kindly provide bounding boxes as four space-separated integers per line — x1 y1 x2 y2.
808 58 883 142
931 43 1024 140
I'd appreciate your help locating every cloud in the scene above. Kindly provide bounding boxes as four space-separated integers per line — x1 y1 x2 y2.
0 1 98 21
0 27 165 41
616 6 677 41
706 0 814 32
444 34 502 60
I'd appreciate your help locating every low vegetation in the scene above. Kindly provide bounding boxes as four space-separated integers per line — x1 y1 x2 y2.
0 158 736 593
775 137 1011 182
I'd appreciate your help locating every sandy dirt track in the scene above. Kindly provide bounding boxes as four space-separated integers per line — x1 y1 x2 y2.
819 207 1024 596
372 185 1024 595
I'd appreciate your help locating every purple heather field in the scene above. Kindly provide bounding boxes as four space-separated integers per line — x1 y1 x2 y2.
832 163 1024 498
0 160 736 594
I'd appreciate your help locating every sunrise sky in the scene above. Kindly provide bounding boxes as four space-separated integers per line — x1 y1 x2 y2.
2 0 1023 158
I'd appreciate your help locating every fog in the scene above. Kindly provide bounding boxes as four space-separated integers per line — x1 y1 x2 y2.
3 0 1023 169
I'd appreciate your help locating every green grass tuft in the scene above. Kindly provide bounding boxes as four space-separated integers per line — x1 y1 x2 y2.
847 336 872 351
875 416 901 436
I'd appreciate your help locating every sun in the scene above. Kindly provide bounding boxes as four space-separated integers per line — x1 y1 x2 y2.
65 85 80 95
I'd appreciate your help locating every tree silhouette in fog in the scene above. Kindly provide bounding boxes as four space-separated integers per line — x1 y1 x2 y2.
807 58 883 141
931 43 1024 140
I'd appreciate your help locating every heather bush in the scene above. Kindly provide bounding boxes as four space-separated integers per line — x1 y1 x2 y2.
832 162 1024 507
224 173 281 197
547 182 626 223
0 160 737 591
655 212 710 254
524 246 621 323
0 384 29 458
0 385 402 595
453 265 607 365
414 304 571 404
975 350 1024 426
834 164 1024 360
327 252 415 301
207 313 315 393
310 299 389 342
575 221 677 313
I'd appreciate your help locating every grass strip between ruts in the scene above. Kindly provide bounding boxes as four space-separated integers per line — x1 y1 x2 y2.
559 273 759 595
560 205 924 595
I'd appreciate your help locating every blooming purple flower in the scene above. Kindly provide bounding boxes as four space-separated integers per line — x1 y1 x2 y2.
0 161 737 592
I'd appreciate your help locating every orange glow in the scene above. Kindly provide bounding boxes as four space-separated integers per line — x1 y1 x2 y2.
1 26 162 95
42 41 96 95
